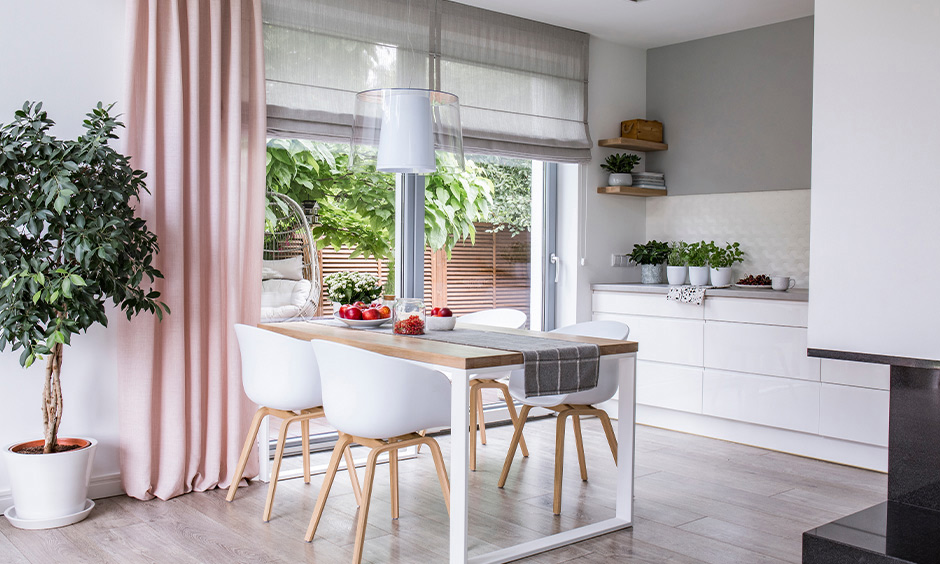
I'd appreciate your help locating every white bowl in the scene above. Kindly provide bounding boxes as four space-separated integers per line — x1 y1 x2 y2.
333 312 391 328
426 315 456 331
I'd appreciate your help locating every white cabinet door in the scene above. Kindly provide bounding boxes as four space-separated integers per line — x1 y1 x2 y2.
704 321 820 381
593 291 704 320
705 297 808 327
819 384 889 446
595 312 704 366
703 369 820 434
821 359 890 390
636 360 703 413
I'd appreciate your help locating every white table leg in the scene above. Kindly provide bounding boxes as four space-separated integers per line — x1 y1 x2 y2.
448 368 471 563
257 413 271 483
615 354 637 521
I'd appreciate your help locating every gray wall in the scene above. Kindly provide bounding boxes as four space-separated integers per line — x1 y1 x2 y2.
646 17 813 196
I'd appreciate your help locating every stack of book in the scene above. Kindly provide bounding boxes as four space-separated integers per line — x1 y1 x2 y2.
631 171 666 190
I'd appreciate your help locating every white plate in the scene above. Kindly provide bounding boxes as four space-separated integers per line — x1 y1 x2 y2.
733 283 773 289
332 312 391 328
4 499 95 530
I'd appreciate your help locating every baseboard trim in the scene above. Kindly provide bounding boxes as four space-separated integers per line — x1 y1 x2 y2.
0 472 124 514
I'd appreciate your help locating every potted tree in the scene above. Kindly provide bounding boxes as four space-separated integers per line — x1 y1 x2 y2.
0 102 168 529
666 241 689 285
686 241 712 286
600 153 641 186
626 240 670 284
707 241 744 287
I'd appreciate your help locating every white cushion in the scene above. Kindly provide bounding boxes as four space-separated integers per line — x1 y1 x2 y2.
262 256 303 280
260 279 316 321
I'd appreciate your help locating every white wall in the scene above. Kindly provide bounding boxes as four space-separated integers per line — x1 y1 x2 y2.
0 0 128 508
808 0 940 362
556 37 648 327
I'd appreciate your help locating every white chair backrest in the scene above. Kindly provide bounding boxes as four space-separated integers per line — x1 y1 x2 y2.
234 324 322 411
311 340 451 439
455 308 527 329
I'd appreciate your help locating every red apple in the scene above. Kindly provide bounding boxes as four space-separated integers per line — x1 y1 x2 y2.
378 305 392 319
362 307 380 321
338 304 350 316
438 307 453 317
353 301 366 309
431 307 441 316
344 307 363 320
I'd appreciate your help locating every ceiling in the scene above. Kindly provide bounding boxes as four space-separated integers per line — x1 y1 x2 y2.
450 0 814 49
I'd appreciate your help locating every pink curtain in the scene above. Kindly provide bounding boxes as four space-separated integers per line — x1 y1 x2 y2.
118 0 266 500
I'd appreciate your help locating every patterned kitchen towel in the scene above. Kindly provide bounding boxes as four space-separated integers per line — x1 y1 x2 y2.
667 285 708 305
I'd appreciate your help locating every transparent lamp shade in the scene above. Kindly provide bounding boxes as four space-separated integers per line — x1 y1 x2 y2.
350 88 464 174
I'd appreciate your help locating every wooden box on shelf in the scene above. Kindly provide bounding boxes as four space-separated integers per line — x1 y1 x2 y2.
620 119 663 142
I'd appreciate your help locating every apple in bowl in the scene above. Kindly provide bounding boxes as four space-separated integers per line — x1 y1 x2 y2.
427 306 457 331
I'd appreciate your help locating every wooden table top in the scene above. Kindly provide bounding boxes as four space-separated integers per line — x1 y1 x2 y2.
259 321 638 371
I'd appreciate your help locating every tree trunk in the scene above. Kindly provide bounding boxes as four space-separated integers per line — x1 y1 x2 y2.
42 342 64 454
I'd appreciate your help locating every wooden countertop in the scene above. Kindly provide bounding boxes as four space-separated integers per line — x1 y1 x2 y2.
260 321 638 371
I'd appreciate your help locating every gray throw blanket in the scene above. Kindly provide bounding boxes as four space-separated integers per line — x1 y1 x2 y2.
413 329 600 398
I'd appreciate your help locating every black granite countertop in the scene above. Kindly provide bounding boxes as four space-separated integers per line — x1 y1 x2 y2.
591 283 809 302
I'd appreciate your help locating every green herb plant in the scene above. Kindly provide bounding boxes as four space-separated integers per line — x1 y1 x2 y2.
707 241 744 268
627 240 670 266
600 153 641 174
667 241 689 267
686 241 713 268
0 102 169 453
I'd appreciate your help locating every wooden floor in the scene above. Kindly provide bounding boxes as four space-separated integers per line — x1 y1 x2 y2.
0 419 886 563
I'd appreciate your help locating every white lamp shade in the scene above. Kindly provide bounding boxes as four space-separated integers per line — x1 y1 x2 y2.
377 90 435 173
350 88 464 174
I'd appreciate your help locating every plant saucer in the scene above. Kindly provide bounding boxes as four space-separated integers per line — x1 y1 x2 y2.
4 499 94 530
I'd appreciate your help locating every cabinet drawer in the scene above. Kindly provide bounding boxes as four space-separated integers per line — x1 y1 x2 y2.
820 359 890 390
593 291 704 320
704 321 820 381
595 312 703 366
819 384 889 446
703 369 820 434
705 297 808 327
636 361 703 413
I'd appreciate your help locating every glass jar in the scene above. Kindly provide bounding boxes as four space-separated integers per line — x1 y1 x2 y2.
393 298 426 335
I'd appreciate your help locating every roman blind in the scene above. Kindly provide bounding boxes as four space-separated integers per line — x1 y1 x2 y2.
263 0 593 162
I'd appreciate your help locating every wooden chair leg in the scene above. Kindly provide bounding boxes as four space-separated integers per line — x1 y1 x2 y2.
389 447 399 519
572 415 588 481
498 404 533 488
263 413 296 522
553 412 569 515
343 445 363 506
301 418 311 484
416 429 426 454
469 382 479 472
351 448 381 564
496 382 529 458
477 386 487 445
422 438 451 515
305 433 354 542
597 409 619 464
227 407 268 502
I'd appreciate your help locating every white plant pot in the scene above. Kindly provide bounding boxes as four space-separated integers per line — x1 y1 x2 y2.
607 173 633 186
640 263 664 284
710 267 733 287
666 265 688 285
3 437 97 528
688 266 710 286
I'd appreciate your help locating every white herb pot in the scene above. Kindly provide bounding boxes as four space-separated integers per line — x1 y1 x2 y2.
709 267 733 287
640 263 664 284
607 173 633 186
688 266 710 286
3 437 97 528
666 265 688 285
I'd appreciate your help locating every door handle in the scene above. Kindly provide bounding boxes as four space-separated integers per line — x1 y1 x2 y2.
550 253 560 283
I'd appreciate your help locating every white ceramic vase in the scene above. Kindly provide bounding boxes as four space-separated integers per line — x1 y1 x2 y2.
688 266 710 286
3 437 97 528
666 265 688 285
709 267 733 287
607 173 633 186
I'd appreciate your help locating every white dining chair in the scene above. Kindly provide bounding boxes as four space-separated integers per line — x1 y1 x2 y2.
305 340 451 564
454 308 529 471
227 324 362 522
497 320 629 515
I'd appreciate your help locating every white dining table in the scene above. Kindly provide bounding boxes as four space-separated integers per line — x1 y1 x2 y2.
260 320 638 564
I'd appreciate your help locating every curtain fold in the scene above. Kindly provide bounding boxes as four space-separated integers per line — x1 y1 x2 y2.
118 0 266 501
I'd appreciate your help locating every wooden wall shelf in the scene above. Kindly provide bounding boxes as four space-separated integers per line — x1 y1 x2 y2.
597 137 668 152
597 186 667 197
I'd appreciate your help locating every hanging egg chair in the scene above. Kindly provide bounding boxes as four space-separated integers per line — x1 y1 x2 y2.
260 191 320 321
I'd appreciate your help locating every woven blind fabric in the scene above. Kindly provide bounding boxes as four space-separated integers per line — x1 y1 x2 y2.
263 0 592 162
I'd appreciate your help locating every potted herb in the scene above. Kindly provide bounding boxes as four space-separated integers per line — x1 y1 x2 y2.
600 153 641 187
626 240 670 284
707 241 744 287
686 241 712 286
666 241 689 285
0 102 169 528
